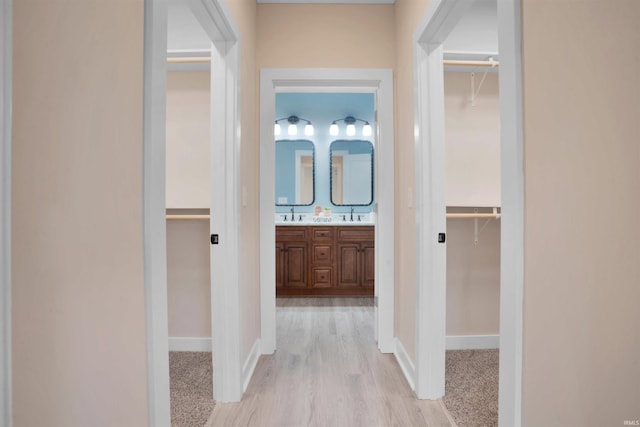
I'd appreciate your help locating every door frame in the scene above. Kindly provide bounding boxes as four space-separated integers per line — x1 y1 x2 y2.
413 0 524 426
143 0 243 424
0 0 12 425
259 68 395 354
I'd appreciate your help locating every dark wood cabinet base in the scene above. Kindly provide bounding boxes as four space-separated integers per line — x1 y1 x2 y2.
276 288 374 297
276 225 374 297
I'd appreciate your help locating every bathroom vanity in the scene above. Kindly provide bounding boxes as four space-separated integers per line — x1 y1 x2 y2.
276 224 374 297
274 135 376 296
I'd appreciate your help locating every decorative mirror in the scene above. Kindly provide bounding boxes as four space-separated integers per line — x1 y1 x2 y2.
330 140 374 206
275 139 315 206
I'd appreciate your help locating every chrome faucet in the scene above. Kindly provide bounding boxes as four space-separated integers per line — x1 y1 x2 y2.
290 207 295 221
350 207 354 222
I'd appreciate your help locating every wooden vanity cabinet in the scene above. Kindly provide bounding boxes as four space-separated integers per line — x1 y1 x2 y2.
336 227 375 289
276 225 374 297
276 227 308 290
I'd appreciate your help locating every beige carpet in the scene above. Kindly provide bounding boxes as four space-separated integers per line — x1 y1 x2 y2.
169 352 215 427
443 349 499 427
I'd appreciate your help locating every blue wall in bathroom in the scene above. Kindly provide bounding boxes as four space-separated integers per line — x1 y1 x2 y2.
275 92 375 214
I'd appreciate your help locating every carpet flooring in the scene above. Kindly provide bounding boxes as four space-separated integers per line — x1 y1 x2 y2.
443 349 499 427
169 352 215 427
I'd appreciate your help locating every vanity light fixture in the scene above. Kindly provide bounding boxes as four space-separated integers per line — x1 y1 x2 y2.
329 116 372 138
274 115 314 137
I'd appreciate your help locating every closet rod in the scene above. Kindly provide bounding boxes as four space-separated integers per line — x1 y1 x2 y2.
166 214 210 220
446 213 501 219
166 57 211 64
443 59 499 68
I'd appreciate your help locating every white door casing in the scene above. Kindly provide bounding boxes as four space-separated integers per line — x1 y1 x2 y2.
259 68 395 355
1 0 12 425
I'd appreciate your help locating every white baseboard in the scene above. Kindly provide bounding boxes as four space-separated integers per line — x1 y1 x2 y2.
168 337 212 352
242 339 261 392
393 338 416 390
446 334 499 350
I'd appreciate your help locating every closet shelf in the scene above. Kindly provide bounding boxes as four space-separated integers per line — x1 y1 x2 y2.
166 214 210 220
446 213 500 219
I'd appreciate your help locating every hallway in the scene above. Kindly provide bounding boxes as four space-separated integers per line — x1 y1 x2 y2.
206 298 452 426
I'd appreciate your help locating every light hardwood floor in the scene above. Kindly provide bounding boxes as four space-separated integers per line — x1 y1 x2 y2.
206 298 453 427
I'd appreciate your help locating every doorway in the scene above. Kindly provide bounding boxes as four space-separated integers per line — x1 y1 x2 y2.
143 0 243 423
413 0 524 425
259 68 395 355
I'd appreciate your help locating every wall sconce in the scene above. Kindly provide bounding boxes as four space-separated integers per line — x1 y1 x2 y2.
329 116 372 137
274 115 314 137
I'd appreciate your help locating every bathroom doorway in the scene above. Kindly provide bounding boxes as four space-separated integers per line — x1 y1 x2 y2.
259 69 395 355
274 92 376 298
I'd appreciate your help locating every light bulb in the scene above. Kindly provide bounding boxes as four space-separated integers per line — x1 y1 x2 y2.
274 123 281 136
288 124 297 136
304 124 314 136
330 123 339 136
362 123 372 137
346 124 356 136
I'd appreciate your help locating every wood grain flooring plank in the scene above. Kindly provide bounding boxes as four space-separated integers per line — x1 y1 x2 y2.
206 298 451 427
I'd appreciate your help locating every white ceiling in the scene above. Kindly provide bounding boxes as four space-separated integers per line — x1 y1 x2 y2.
167 2 211 52
444 0 498 56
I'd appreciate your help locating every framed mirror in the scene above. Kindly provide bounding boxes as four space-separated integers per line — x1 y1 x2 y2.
275 139 315 206
330 140 374 206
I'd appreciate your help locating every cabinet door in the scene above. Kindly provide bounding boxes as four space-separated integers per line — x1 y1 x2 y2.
337 244 360 287
276 241 284 288
362 243 375 288
283 242 307 288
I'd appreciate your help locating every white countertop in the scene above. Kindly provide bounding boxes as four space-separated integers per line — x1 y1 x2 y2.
275 213 375 226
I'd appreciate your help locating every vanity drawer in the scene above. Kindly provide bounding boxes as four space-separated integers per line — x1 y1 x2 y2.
336 226 374 242
311 268 333 288
276 227 308 241
312 228 334 241
312 244 333 264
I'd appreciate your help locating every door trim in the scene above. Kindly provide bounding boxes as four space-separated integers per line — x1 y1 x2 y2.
413 0 525 425
208 16 244 403
495 1 525 424
143 0 171 423
259 68 395 354
0 0 12 424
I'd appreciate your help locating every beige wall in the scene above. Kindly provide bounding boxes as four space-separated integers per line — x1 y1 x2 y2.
165 70 211 340
11 1 148 426
522 1 640 425
447 218 500 336
445 72 500 207
394 0 431 361
445 71 500 336
167 220 211 338
226 0 260 362
166 70 210 209
257 4 395 68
